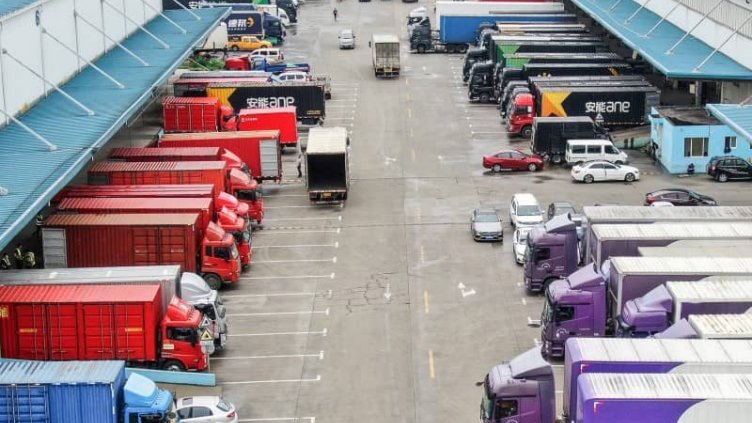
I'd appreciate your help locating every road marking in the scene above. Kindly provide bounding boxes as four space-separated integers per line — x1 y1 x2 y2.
527 317 542 327
238 417 315 423
263 194 308 198
239 273 335 281
213 351 324 361
253 242 339 249
457 282 476 298
229 308 330 317
259 228 341 235
408 108 412 118
405 78 409 86
229 328 328 337
470 131 510 135
428 350 436 379
252 257 337 264
326 116 355 120
222 375 321 385
263 205 317 209
533 338 541 347
521 298 527 305
263 216 342 222
424 290 430 314
409 127 414 138
222 292 316 299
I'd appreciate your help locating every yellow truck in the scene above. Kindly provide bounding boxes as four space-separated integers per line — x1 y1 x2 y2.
228 36 273 52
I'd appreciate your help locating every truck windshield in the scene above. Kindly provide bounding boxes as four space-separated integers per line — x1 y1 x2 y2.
139 413 168 423
236 189 257 202
481 374 494 420
541 294 554 325
231 244 240 260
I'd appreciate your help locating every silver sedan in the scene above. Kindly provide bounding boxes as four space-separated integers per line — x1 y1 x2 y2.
471 207 503 242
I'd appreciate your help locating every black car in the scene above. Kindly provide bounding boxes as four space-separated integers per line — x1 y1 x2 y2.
707 155 752 182
644 188 717 206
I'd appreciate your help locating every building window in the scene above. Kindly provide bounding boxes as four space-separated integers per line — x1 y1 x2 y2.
684 137 708 157
725 136 737 151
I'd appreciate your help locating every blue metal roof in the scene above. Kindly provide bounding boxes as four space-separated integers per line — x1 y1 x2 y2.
0 0 43 20
0 359 125 384
571 0 752 80
707 103 752 144
0 7 228 249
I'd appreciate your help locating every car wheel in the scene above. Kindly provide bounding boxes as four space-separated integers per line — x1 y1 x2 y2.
231 45 239 51
584 174 594 184
480 93 490 103
624 173 635 182
527 163 538 172
718 172 729 182
551 155 563 165
493 164 502 173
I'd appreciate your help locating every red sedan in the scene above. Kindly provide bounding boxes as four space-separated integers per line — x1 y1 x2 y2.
483 149 544 173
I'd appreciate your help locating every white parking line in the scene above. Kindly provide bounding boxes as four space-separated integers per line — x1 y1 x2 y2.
222 375 321 385
261 229 341 234
228 328 328 337
239 273 335 281
229 308 330 317
263 205 318 209
263 194 308 197
253 242 339 248
253 257 336 264
238 418 315 423
264 216 342 222
213 351 324 361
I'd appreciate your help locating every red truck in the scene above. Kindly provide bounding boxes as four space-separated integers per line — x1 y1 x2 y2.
159 131 282 182
237 107 298 148
163 96 237 133
55 197 252 267
107 147 264 223
57 184 251 220
0 284 209 371
42 213 241 289
87 161 263 223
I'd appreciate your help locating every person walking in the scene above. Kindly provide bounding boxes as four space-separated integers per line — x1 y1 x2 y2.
296 154 303 178
0 253 11 270
333 8 338 21
13 243 23 269
23 249 36 269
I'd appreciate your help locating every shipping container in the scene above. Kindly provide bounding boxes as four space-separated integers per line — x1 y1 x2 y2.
687 313 752 339
159 131 282 181
237 107 298 147
306 127 350 203
174 76 271 97
501 51 622 68
163 97 222 133
490 39 608 64
207 82 326 124
88 161 228 193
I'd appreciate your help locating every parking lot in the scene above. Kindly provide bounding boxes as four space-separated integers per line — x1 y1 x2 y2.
205 1 752 422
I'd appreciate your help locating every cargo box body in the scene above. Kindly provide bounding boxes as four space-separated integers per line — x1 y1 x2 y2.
109 146 224 163
174 76 270 97
163 97 221 133
59 184 217 201
536 86 660 127
237 107 298 147
0 284 161 363
206 82 325 124
42 213 200 272
88 161 227 193
159 131 282 181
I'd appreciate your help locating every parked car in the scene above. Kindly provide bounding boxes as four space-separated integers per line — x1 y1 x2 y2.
565 139 628 165
175 396 238 422
471 207 503 242
339 29 356 49
482 149 544 173
274 71 309 82
250 48 284 63
571 160 640 184
546 202 576 221
227 36 272 52
707 155 752 182
513 227 536 264
509 193 544 228
644 188 717 206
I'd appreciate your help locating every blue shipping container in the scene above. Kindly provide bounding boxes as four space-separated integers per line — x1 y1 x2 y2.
439 14 578 44
0 360 126 423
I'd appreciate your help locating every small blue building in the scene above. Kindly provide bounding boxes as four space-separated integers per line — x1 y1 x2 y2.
650 106 748 174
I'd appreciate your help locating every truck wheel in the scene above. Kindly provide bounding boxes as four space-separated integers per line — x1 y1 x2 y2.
231 45 239 52
457 44 468 54
584 174 594 184
521 126 532 139
479 93 490 103
550 155 563 165
163 360 186 372
417 45 426 54
718 172 729 182
204 274 222 290
447 45 456 54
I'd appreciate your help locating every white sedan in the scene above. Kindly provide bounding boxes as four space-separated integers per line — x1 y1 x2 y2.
512 227 536 264
571 160 640 184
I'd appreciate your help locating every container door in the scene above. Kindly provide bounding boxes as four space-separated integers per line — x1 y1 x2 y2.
81 303 116 359
41 228 67 268
114 303 148 361
0 384 50 421
46 303 79 360
132 227 159 265
260 139 281 178
15 304 49 360
158 227 189 267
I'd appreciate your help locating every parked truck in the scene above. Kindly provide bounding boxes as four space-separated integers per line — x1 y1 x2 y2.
0 283 209 371
42 213 241 288
0 360 175 422
237 106 298 148
158 131 283 182
224 56 310 74
55 196 252 268
174 76 271 97
371 34 400 78
0 265 228 350
206 81 325 124
540 256 752 358
162 96 237 133
656 313 752 339
529 117 610 163
305 127 349 203
618 280 752 337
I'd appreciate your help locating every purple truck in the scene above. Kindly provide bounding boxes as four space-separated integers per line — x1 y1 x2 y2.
576 373 752 423
656 313 752 339
540 256 752 358
524 206 752 293
618 280 752 336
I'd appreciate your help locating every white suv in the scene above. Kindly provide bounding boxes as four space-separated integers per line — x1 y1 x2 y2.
250 48 284 63
565 139 628 166
509 193 544 228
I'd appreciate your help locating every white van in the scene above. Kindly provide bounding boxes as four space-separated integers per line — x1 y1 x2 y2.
249 48 284 63
565 139 628 165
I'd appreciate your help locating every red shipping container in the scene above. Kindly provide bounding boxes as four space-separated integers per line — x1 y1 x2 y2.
237 107 298 147
163 97 221 133
42 213 201 272
159 131 282 182
110 146 224 161
87 161 228 193
56 197 215 239
0 284 161 363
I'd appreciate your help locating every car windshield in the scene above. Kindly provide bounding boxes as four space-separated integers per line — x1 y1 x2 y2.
515 230 529 243
476 213 498 223
517 205 541 216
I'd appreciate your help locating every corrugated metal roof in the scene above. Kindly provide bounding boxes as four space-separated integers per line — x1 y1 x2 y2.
45 213 199 226
306 127 349 154
568 338 752 363
110 147 222 159
571 0 752 79
0 265 181 284
0 283 159 302
63 184 216 197
610 256 752 275
583 206 752 221
706 103 752 144
162 96 220 105
667 280 752 301
57 196 212 211
690 314 752 338
638 244 752 258
0 7 229 251
371 34 400 43
581 373 752 399
593 222 752 239
89 161 226 172
0 359 124 384
0 0 44 20
160 130 280 141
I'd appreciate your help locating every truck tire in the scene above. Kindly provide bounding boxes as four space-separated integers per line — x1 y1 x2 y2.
203 274 222 290
162 360 186 372
417 45 426 54
479 93 490 103
521 126 532 139
457 44 468 54
550 155 563 165
446 45 456 54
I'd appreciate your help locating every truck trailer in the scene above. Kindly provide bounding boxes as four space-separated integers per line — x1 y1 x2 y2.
371 34 400 78
618 280 752 336
0 284 209 371
162 96 236 133
656 313 752 339
237 107 298 148
0 360 174 423
305 127 349 203
206 81 325 124
42 213 241 288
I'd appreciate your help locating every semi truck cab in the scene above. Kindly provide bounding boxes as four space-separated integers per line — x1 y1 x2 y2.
227 167 264 224
541 265 607 358
507 93 535 138
123 373 176 422
201 222 242 288
467 62 495 103
160 296 210 371
462 48 487 82
523 215 579 292
217 206 252 268
182 272 228 350
479 347 555 423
